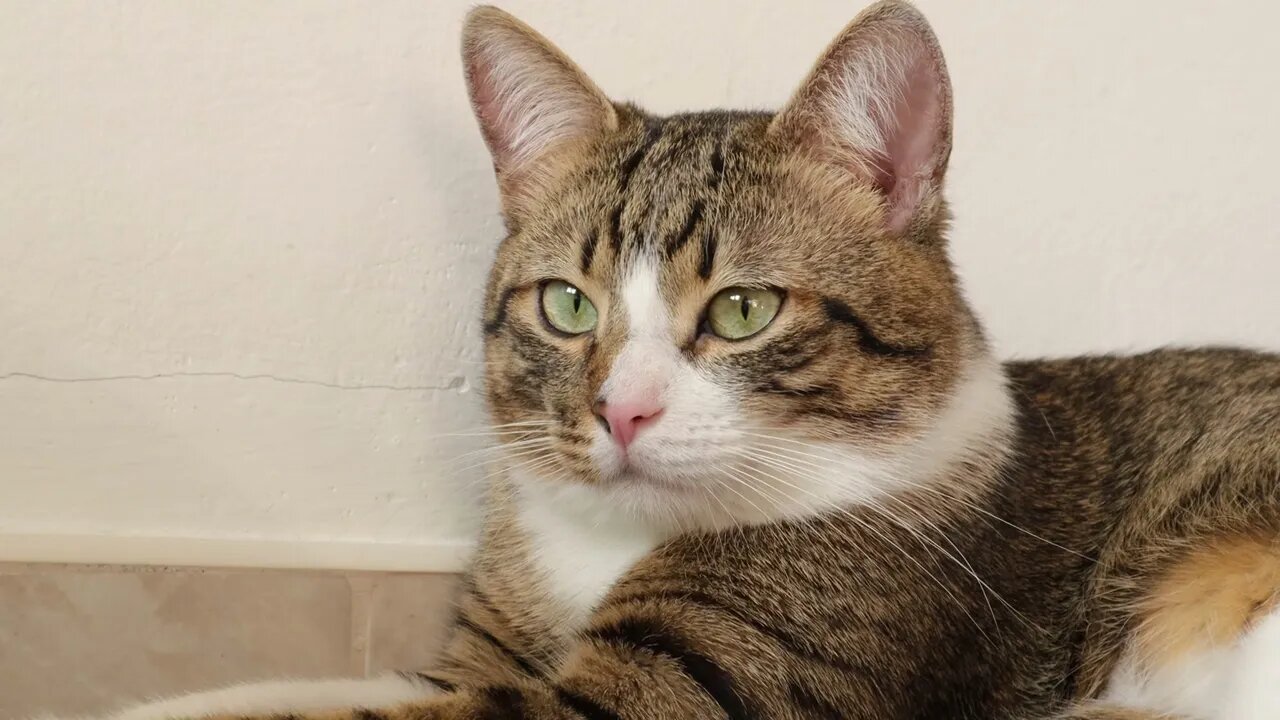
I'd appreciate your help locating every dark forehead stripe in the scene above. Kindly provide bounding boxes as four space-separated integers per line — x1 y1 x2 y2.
607 205 626 255
613 117 726 258
697 228 717 280
709 141 725 186
619 121 664 188
579 228 599 274
610 121 664 252
658 123 732 264
663 200 704 260
699 133 726 278
821 297 931 359
606 112 758 261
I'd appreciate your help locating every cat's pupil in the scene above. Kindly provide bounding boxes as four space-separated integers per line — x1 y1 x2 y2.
740 297 750 321
572 293 581 313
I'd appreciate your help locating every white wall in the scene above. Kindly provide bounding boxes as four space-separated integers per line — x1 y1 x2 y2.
2 1 1277 570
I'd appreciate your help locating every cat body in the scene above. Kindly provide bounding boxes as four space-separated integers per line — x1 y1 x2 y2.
68 2 1279 719
415 350 1279 720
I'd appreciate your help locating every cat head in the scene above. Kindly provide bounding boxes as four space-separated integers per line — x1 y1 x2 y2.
461 1 1012 530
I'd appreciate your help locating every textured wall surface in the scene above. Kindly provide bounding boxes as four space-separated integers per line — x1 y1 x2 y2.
1 1 1277 564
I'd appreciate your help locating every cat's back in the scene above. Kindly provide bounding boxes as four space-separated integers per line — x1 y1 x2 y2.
1005 347 1279 463
1003 347 1278 533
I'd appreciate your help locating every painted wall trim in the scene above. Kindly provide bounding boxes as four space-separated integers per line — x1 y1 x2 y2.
0 533 474 573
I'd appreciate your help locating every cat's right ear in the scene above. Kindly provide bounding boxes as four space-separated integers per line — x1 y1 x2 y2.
461 7 616 209
770 0 952 238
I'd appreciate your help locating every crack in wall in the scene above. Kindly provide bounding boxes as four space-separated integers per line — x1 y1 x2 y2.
0 371 469 393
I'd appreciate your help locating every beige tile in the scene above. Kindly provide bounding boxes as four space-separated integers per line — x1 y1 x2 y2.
363 573 459 676
0 565 354 719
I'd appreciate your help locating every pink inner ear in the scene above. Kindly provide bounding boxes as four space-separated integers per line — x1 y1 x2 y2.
463 29 614 200
774 10 952 237
878 56 944 234
466 53 518 174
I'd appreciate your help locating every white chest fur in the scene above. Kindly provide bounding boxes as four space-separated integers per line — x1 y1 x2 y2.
1104 606 1280 720
513 478 668 630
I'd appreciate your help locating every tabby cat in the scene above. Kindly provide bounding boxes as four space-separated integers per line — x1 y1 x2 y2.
84 2 1279 719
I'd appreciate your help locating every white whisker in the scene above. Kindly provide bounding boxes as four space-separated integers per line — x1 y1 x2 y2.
726 455 992 640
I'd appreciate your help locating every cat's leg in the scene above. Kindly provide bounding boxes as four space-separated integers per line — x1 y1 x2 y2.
1100 535 1280 720
125 548 974 720
62 675 439 720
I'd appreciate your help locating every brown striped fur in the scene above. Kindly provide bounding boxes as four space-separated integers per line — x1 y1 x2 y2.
195 2 1278 719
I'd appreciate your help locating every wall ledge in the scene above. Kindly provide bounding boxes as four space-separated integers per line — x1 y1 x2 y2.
0 533 473 573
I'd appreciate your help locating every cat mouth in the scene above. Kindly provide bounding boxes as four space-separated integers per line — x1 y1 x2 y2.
607 465 701 494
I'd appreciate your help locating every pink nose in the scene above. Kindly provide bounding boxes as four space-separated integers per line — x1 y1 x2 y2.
594 399 664 451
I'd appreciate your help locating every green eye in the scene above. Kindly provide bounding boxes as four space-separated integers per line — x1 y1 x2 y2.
706 287 782 340
540 280 598 335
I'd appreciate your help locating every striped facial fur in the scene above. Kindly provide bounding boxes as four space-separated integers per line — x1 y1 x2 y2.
472 9 1010 531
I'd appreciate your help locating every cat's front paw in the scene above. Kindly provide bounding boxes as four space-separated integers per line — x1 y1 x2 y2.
68 674 438 720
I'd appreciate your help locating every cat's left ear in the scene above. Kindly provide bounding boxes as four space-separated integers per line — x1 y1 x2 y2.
462 7 617 207
770 0 952 237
